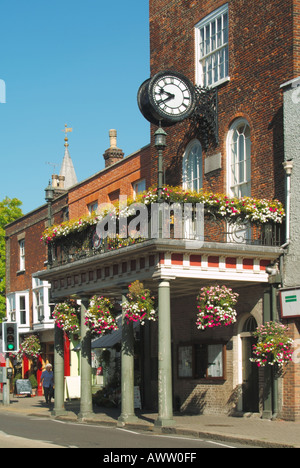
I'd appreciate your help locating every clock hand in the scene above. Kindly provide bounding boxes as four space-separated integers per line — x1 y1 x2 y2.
157 95 175 105
159 88 175 99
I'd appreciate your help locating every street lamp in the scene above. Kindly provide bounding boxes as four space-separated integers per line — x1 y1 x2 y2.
282 159 294 248
45 181 55 268
154 124 167 200
45 181 54 226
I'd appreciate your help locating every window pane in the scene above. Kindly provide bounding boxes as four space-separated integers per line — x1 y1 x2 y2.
178 346 193 377
184 141 202 192
200 28 205 58
195 344 207 378
223 13 228 43
224 46 229 77
207 344 223 377
217 17 222 47
205 24 210 54
20 296 26 325
238 134 245 161
211 21 216 50
229 122 251 197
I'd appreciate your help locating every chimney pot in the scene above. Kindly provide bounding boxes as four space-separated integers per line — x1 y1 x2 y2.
109 129 117 148
103 129 124 168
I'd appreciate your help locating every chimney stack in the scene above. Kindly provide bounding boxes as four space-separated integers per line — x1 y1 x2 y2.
103 129 124 168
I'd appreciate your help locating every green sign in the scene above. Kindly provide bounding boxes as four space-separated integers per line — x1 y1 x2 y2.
285 295 297 303
281 289 300 318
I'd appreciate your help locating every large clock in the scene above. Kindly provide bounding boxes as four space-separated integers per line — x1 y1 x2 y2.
137 70 196 127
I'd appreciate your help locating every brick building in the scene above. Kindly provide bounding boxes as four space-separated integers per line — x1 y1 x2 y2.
5 0 300 421
4 130 151 383
145 0 300 420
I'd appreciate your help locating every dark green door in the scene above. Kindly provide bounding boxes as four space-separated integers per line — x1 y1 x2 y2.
242 337 259 413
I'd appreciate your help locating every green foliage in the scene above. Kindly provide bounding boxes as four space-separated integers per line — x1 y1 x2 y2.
28 374 38 388
0 197 23 321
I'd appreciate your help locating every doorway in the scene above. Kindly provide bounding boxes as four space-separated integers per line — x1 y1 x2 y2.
241 316 259 413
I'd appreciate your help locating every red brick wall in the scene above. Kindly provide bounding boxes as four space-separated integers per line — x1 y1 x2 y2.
68 146 152 219
294 0 300 76
6 195 67 328
282 321 300 421
149 0 297 204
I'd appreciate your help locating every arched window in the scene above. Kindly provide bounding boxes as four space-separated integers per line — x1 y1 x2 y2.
242 316 258 333
183 140 203 192
227 119 251 198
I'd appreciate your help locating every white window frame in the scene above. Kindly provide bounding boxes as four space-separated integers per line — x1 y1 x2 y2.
182 139 203 192
6 294 16 322
195 3 229 88
133 179 146 199
227 118 251 198
88 201 98 215
19 239 25 271
32 278 54 327
6 291 30 330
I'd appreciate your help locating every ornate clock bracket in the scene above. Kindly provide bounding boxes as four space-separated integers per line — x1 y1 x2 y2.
189 86 219 150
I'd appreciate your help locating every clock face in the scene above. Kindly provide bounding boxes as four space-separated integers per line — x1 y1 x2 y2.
137 71 196 126
152 74 194 118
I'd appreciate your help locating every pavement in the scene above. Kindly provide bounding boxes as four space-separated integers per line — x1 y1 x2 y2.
0 393 299 448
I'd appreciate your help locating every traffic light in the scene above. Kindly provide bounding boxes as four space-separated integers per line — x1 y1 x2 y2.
2 322 19 353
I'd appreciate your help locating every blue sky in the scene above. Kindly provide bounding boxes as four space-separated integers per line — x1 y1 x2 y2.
0 1 150 214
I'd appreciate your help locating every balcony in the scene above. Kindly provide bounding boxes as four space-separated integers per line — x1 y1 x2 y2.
47 211 284 269
39 189 285 300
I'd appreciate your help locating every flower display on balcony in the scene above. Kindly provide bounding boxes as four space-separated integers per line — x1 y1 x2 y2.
250 321 293 369
196 285 239 330
85 296 118 336
141 186 285 225
122 280 157 325
52 300 80 335
41 213 99 245
18 335 41 360
40 186 285 245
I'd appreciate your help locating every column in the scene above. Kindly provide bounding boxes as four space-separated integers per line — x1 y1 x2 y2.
118 291 138 426
155 278 175 427
79 297 93 419
262 287 277 420
52 323 66 416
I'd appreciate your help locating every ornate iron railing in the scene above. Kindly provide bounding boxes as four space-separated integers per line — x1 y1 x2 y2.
47 208 284 268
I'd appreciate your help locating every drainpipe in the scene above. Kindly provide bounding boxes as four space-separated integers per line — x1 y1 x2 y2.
281 160 293 249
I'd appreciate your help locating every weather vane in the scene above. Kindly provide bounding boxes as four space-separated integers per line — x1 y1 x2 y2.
62 124 73 147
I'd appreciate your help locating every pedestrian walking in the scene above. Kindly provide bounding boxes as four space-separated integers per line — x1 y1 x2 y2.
40 364 54 405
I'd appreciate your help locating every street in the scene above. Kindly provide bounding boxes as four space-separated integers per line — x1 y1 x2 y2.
0 411 252 450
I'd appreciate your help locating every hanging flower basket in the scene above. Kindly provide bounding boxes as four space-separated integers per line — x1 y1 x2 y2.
122 280 157 325
52 300 80 335
250 321 293 369
196 285 239 330
85 296 118 336
18 335 41 360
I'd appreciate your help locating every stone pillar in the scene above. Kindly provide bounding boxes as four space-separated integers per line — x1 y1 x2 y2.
79 297 93 419
52 323 66 416
118 291 138 426
155 278 175 427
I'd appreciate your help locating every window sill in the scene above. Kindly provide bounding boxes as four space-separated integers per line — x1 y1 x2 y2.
178 376 226 382
16 270 25 276
207 76 231 89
